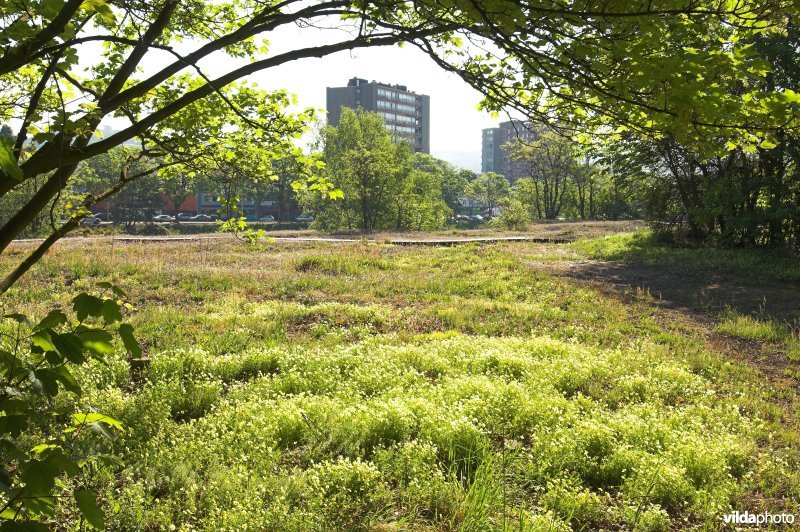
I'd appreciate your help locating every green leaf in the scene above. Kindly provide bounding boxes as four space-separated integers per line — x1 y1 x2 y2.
78 329 114 356
0 414 27 437
100 299 122 325
3 398 28 413
72 413 123 431
72 293 103 321
118 324 141 357
32 331 55 353
96 454 124 468
44 448 80 478
758 139 777 149
97 281 125 298
88 422 115 441
0 137 23 182
52 333 86 364
21 459 58 496
22 496 55 517
52 365 81 395
0 350 28 379
75 489 105 529
44 351 63 365
35 310 67 331
3 313 29 324
30 369 59 397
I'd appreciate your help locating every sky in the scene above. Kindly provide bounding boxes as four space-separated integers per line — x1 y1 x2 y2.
246 42 499 171
100 22 506 172
238 21 508 171
93 20 515 171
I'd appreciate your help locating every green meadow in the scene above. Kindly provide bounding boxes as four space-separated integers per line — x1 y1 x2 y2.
2 232 798 530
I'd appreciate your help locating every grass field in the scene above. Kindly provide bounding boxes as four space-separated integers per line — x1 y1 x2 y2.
2 227 799 530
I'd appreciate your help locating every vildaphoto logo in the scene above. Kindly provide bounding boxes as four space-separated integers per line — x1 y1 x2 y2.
723 510 796 526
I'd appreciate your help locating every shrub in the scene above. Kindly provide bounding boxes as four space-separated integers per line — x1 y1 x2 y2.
492 199 530 230
126 223 171 236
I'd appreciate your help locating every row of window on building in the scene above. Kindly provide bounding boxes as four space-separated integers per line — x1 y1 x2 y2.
376 99 417 114
385 123 419 135
376 87 419 104
377 110 419 125
327 77 430 153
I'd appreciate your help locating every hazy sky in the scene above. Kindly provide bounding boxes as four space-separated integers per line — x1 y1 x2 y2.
245 33 502 171
98 21 508 171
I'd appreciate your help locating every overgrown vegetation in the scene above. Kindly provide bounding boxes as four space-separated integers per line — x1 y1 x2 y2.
1 236 797 528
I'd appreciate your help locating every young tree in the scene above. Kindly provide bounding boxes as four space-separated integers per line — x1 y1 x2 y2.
269 161 302 222
392 154 452 230
305 108 408 232
506 133 576 220
466 172 511 214
411 154 467 213
159 168 196 217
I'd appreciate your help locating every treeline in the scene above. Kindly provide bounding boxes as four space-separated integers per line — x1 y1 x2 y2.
300 109 648 233
304 103 799 251
0 136 305 237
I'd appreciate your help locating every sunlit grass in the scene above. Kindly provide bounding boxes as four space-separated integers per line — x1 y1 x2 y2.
715 313 789 342
571 230 800 282
1 233 798 529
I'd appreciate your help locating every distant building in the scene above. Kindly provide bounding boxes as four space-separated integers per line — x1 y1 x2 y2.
481 120 540 185
326 77 430 153
481 127 502 174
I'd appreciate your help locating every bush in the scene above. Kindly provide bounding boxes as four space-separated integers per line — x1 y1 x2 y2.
126 223 171 236
492 199 530 230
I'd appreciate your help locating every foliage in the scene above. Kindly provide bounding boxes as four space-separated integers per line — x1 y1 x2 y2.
0 283 138 529
466 172 510 213
506 132 578 220
435 0 800 151
0 0 795 290
412 154 467 212
301 109 449 232
585 23 800 248
493 199 530 230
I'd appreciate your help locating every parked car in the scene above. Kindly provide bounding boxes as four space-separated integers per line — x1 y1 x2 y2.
93 212 113 222
152 214 175 222
189 214 212 222
469 214 485 222
177 212 194 221
80 216 102 226
258 215 275 222
295 214 314 223
453 214 470 222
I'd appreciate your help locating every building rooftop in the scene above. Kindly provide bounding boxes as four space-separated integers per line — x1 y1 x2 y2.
345 77 414 93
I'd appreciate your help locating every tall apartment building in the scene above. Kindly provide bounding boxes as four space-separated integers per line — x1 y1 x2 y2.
326 77 431 153
481 120 540 185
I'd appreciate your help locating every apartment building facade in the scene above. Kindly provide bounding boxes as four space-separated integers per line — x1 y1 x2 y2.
326 77 431 153
481 120 540 185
